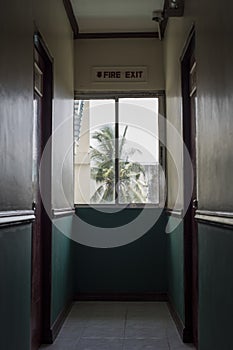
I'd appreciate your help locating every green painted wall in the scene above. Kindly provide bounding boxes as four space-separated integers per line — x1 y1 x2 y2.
166 216 185 323
0 216 76 349
198 223 233 350
51 216 74 324
6 212 233 350
73 208 167 294
0 224 31 350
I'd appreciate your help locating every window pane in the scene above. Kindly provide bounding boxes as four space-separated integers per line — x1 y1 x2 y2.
74 99 115 204
119 98 159 204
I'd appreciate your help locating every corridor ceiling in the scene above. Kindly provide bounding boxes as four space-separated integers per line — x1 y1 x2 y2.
70 0 165 34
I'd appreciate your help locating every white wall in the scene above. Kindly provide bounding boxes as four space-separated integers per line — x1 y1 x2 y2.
74 38 164 92
33 0 74 210
164 0 233 212
0 0 34 211
195 0 233 211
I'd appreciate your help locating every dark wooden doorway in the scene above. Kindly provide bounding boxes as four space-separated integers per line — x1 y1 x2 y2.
181 30 199 347
31 33 53 350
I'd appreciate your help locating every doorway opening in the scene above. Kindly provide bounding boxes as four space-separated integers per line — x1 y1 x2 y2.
31 33 53 349
181 29 198 347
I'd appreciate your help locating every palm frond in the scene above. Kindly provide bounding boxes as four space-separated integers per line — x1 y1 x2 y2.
90 125 148 204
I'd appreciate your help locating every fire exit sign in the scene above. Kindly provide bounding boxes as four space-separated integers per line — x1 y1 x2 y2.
92 66 148 82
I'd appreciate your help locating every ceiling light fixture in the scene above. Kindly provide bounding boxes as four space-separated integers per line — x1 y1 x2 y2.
166 0 184 17
170 0 179 9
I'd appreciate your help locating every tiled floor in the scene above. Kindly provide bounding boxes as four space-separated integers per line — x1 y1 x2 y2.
40 302 195 350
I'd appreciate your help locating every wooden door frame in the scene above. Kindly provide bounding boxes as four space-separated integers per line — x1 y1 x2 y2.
33 31 53 344
181 27 198 344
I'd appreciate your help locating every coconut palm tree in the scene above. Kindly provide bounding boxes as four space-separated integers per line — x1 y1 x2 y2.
90 125 148 203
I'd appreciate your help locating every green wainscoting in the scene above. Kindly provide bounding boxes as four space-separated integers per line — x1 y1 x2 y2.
51 215 74 324
166 216 185 323
198 223 233 350
0 224 32 350
72 208 167 295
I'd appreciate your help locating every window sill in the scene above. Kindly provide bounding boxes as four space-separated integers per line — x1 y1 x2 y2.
74 203 162 209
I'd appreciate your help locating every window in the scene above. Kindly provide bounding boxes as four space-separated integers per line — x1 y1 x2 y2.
74 95 165 206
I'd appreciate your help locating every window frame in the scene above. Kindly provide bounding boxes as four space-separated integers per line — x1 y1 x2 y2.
74 91 166 208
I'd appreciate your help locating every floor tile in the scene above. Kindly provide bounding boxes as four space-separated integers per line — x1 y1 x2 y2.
126 317 167 328
56 325 84 339
123 338 169 350
40 337 79 350
39 302 196 350
76 338 124 350
86 316 125 327
82 325 125 338
125 325 166 339
63 318 88 328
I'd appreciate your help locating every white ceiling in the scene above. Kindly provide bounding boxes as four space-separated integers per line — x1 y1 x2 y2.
70 0 165 33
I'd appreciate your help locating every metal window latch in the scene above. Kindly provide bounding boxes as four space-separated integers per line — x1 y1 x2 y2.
32 201 36 212
192 198 198 210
